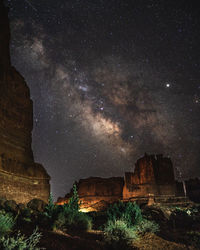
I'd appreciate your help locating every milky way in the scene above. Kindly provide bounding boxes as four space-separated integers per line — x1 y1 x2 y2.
5 0 200 198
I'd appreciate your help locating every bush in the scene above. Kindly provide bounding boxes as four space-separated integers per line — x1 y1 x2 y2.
44 193 55 217
68 184 80 211
104 219 137 250
54 209 92 231
133 219 159 235
69 211 92 231
38 193 60 230
0 211 15 236
107 201 142 227
40 186 91 232
88 211 107 230
0 227 42 250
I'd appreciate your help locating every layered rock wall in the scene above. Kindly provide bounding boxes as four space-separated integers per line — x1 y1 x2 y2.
57 154 178 211
123 154 176 199
57 177 124 211
0 0 50 203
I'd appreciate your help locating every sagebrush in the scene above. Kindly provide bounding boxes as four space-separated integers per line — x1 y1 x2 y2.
104 219 137 250
106 201 142 227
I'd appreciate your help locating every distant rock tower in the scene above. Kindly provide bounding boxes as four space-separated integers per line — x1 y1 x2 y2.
0 0 50 203
123 153 176 199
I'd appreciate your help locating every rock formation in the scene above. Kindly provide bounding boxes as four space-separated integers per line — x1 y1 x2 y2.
0 0 50 203
123 153 176 199
57 154 180 211
185 178 200 203
57 177 124 211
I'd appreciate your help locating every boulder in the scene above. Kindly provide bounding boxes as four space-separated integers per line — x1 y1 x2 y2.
169 209 196 228
17 203 26 211
4 199 18 213
0 197 6 209
27 199 47 212
142 205 170 226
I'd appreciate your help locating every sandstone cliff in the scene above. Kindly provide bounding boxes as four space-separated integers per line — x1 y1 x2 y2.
57 177 124 211
57 154 178 211
0 0 50 203
123 154 176 199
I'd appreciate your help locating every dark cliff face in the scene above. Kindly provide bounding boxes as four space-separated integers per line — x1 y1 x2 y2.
185 178 200 203
0 0 50 203
0 0 11 77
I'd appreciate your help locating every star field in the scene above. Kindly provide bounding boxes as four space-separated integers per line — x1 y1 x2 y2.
5 0 200 198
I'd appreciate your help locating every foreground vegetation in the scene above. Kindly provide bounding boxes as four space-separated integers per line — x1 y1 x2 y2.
0 187 200 249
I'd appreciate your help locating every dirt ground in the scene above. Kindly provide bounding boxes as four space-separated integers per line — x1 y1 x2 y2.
36 229 196 250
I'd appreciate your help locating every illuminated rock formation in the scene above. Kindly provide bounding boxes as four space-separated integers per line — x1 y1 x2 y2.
57 177 124 211
0 0 50 203
57 154 178 211
123 153 176 199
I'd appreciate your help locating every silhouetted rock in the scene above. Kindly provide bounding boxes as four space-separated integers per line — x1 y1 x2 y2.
0 0 50 203
169 209 195 228
4 199 18 213
0 0 10 79
185 178 200 203
0 197 6 209
27 198 47 212
17 203 26 211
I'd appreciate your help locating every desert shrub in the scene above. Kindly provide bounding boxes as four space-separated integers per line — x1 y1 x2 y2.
107 201 142 227
54 209 92 231
69 211 92 231
53 212 66 230
38 193 60 229
133 219 159 235
43 185 79 220
104 219 137 250
44 192 55 217
68 184 80 211
88 211 107 230
0 227 42 250
40 186 92 232
0 211 15 236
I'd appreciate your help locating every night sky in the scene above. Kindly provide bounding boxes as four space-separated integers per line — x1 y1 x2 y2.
5 0 200 199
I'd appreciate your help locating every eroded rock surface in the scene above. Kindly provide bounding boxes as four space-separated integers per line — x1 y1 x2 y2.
123 153 176 199
57 154 179 211
0 0 50 203
57 177 124 211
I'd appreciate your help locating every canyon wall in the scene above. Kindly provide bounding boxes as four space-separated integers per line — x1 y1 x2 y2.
0 0 50 203
57 177 124 211
57 154 178 211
